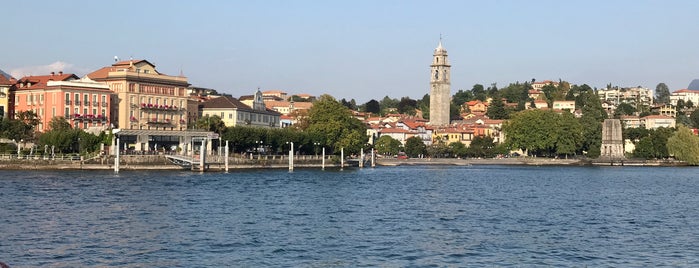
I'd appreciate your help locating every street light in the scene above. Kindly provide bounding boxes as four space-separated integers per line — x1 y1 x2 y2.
255 140 263 158
313 142 320 156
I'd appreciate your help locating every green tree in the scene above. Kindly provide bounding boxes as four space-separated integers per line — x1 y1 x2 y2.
452 89 473 108
374 135 402 157
503 109 557 156
0 118 33 141
363 99 381 114
500 82 530 104
486 97 508 119
404 136 426 158
307 94 368 154
614 103 637 117
397 97 417 115
467 136 497 158
690 109 699 128
633 127 674 159
448 142 467 157
417 94 430 119
379 96 399 114
576 84 606 158
49 116 72 131
196 115 226 134
427 142 450 158
554 112 584 157
471 84 487 101
677 99 686 111
655 83 671 104
667 125 699 165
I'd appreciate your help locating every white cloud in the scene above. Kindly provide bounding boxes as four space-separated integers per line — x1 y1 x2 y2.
9 61 87 78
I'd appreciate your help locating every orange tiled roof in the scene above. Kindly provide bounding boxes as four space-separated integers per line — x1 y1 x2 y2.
16 73 79 89
673 89 699 94
379 128 414 134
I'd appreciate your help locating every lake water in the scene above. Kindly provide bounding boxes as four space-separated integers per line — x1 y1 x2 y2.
1 165 698 267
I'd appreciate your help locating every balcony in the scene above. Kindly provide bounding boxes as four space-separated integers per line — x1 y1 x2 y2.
65 100 72 105
146 118 174 125
69 114 108 122
102 102 108 107
138 103 181 111
84 101 91 106
75 101 82 106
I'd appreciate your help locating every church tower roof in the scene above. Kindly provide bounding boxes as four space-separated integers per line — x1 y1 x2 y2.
434 39 447 54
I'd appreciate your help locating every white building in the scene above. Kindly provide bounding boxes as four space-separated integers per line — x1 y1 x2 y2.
598 86 653 108
669 89 699 107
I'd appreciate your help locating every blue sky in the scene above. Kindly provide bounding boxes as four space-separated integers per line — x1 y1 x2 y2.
3 0 698 103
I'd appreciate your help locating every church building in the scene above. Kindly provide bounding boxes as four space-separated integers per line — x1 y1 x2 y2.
429 39 451 126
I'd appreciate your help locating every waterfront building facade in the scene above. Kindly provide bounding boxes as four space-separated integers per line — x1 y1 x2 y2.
429 40 451 126
87 60 190 131
13 73 112 132
200 90 281 128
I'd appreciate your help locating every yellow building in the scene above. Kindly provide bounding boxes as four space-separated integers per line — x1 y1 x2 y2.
201 90 281 128
87 59 190 131
0 70 14 119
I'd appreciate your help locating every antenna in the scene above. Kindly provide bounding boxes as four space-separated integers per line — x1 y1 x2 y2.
114 56 119 62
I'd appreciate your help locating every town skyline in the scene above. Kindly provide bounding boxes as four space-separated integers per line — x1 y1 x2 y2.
3 0 698 103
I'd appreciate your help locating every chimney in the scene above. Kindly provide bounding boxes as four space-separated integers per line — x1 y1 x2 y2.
59 71 63 75
50 72 55 76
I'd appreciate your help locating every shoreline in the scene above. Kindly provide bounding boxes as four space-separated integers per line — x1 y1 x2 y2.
0 156 687 171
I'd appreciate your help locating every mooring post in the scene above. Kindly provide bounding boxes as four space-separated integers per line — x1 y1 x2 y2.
225 140 229 173
114 137 120 174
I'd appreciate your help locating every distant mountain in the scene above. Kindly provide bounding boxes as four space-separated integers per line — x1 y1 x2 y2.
688 79 699 90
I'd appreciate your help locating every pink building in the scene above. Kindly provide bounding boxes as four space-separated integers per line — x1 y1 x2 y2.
13 72 112 132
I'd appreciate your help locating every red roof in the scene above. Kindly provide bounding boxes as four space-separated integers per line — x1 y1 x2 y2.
379 128 414 134
15 73 79 89
113 59 155 67
673 89 699 94
0 73 13 85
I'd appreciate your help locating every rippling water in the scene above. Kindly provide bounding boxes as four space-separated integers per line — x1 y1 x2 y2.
1 166 698 267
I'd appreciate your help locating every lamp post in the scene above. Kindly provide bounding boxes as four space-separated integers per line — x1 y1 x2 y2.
286 141 294 171
255 140 263 159
313 142 320 157
313 142 324 170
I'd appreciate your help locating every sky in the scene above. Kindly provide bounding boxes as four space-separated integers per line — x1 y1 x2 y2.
2 0 698 103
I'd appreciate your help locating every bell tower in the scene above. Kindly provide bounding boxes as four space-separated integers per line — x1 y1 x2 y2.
429 38 451 126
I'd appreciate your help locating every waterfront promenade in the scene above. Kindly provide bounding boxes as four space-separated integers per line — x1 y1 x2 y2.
0 154 685 171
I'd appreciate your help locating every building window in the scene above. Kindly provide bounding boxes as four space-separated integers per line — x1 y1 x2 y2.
65 93 70 101
220 112 224 118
